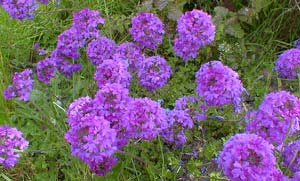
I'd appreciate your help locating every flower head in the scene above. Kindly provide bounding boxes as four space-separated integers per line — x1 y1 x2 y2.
274 48 300 79
3 69 34 101
283 140 300 173
86 37 117 65
129 12 165 49
1 0 39 20
245 91 300 145
94 58 131 88
36 57 56 84
64 114 118 176
0 125 29 168
138 56 172 92
174 9 215 61
72 8 105 39
115 42 145 71
195 61 244 111
218 133 280 181
124 97 168 140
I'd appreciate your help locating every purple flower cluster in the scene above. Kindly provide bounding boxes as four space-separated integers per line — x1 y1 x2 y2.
283 140 300 173
274 48 300 79
114 42 145 71
161 109 193 147
218 133 280 181
174 95 207 122
0 0 48 20
94 83 131 149
195 61 244 111
72 7 105 39
64 114 118 176
36 8 105 80
129 12 165 49
138 56 172 92
3 69 34 101
174 9 215 61
86 37 117 65
36 57 56 84
245 91 300 145
124 97 168 140
0 125 29 168
94 58 131 88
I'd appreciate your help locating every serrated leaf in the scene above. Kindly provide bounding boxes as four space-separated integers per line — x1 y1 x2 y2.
141 0 153 11
154 0 169 10
225 20 245 38
167 3 182 21
214 6 229 18
251 0 271 13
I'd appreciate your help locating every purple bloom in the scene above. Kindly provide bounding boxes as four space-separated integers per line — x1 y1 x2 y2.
94 83 131 149
3 69 34 101
0 125 29 168
67 96 95 127
195 61 244 111
245 91 300 145
51 50 82 77
161 109 193 147
283 140 300 173
115 42 145 71
72 7 105 39
174 9 215 61
294 39 300 49
124 97 168 140
274 48 300 79
36 57 56 84
129 12 165 49
1 0 39 20
138 56 172 92
56 28 85 60
64 114 118 176
174 95 207 121
218 133 280 181
86 37 117 65
94 58 131 88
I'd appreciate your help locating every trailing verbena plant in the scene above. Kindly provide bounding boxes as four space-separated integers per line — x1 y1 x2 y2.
1 0 300 180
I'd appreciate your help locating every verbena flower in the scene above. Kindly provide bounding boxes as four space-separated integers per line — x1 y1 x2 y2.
1 0 39 20
67 96 95 127
245 91 300 146
274 48 300 79
218 133 280 181
86 37 117 65
51 49 82 77
174 9 215 61
195 61 244 111
129 12 165 49
0 125 29 168
56 28 85 60
3 69 34 101
138 56 172 92
72 7 105 39
114 42 145 71
124 97 168 140
94 58 131 88
161 109 193 147
64 114 118 176
94 83 131 149
174 95 207 121
36 57 56 84
283 140 300 173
